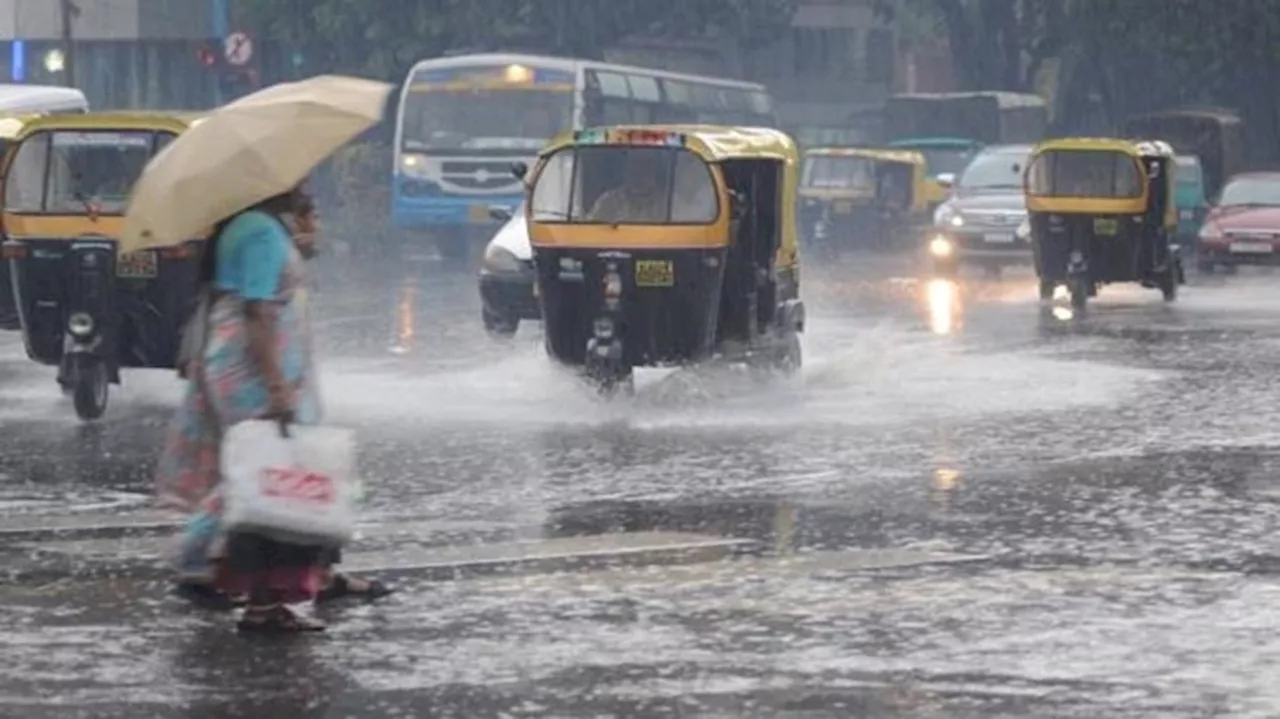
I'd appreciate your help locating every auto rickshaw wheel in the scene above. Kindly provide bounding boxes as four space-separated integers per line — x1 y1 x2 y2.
1068 276 1089 310
72 361 109 421
1158 269 1178 302
777 331 802 376
482 308 518 339
1037 279 1055 301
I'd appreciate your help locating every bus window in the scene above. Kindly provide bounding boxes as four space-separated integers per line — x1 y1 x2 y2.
594 72 630 98
748 91 772 115
690 83 721 110
661 80 692 106
720 88 749 112
628 75 660 103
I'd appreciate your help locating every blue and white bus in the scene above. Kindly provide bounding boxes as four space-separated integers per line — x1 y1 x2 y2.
390 52 777 263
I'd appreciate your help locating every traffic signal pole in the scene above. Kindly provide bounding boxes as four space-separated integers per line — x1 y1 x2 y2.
58 0 77 86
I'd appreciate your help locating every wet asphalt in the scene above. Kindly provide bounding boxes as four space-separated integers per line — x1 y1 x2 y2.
3 249 1280 717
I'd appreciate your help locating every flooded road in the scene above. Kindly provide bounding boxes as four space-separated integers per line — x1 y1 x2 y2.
3 254 1280 717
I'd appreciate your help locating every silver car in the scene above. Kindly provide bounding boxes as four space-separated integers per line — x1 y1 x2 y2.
927 144 1034 277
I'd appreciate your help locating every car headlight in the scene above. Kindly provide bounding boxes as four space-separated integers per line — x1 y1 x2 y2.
934 204 962 227
67 312 94 336
1198 224 1221 241
481 245 522 273
928 236 954 257
400 154 431 179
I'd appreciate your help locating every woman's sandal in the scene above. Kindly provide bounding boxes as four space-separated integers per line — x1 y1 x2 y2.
236 605 326 634
315 573 394 605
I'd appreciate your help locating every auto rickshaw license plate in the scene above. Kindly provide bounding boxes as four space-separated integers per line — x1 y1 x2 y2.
117 250 157 278
635 260 674 287
1093 218 1118 235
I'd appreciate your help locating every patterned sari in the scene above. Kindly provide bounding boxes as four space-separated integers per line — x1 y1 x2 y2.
155 213 324 602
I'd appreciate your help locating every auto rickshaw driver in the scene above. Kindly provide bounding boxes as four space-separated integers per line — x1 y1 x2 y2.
587 149 668 222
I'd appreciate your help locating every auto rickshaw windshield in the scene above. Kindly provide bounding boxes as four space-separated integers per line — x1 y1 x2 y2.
531 145 718 224
1027 150 1143 198
4 130 168 214
802 155 875 191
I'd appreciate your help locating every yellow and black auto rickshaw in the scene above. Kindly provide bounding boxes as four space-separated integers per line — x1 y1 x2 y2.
0 112 206 419
517 125 805 393
1025 138 1184 309
798 147 927 253
0 114 40 330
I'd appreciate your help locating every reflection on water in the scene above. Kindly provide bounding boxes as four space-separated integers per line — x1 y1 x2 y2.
930 467 963 511
925 279 962 335
388 276 417 355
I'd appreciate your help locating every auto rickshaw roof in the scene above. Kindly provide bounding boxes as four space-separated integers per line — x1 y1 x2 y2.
0 113 42 139
1032 137 1175 158
805 146 924 166
16 110 205 138
542 124 798 163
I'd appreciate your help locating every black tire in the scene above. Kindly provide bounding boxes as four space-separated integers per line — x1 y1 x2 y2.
72 361 108 421
482 308 518 339
1159 269 1178 302
1038 279 1055 301
1068 275 1089 310
777 331 802 376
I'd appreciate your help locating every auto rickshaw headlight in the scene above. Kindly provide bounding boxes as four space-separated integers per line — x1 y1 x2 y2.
481 245 521 274
1016 218 1030 240
67 312 94 337
928 236 954 257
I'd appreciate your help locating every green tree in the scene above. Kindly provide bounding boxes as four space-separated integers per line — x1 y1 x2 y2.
238 0 796 83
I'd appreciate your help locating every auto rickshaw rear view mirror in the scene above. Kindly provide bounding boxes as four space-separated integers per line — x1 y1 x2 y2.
510 161 528 181
936 173 955 188
488 204 513 222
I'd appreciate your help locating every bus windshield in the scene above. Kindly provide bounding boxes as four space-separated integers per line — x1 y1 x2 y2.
400 88 574 152
803 156 876 191
4 130 159 214
531 146 718 225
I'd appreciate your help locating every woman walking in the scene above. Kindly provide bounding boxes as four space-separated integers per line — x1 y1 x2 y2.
157 186 383 632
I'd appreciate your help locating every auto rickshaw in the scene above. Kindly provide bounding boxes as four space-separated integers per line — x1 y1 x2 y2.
518 125 805 393
0 112 206 419
1025 138 1184 310
798 147 927 253
0 114 39 330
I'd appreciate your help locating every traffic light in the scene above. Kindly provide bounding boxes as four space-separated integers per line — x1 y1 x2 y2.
195 40 219 68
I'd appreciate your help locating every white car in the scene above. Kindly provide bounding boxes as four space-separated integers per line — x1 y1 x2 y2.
477 202 538 337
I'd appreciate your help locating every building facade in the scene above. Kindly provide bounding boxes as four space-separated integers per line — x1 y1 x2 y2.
607 0 900 147
0 0 228 108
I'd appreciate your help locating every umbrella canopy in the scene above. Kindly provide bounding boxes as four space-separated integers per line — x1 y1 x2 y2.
119 74 392 253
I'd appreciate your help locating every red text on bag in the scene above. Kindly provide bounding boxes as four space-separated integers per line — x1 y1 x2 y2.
260 466 335 503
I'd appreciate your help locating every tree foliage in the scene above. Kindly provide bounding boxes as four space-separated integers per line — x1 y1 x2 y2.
913 0 1280 153
239 0 796 83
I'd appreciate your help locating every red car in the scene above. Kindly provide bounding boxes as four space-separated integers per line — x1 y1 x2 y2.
1197 172 1280 273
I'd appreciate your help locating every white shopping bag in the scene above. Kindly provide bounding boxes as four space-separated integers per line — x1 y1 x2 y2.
220 420 357 547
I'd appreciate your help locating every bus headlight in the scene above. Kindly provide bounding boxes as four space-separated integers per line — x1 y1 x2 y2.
400 154 431 178
929 236 954 258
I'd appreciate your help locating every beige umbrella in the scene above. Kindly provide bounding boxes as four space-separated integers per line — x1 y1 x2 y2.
119 74 392 253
